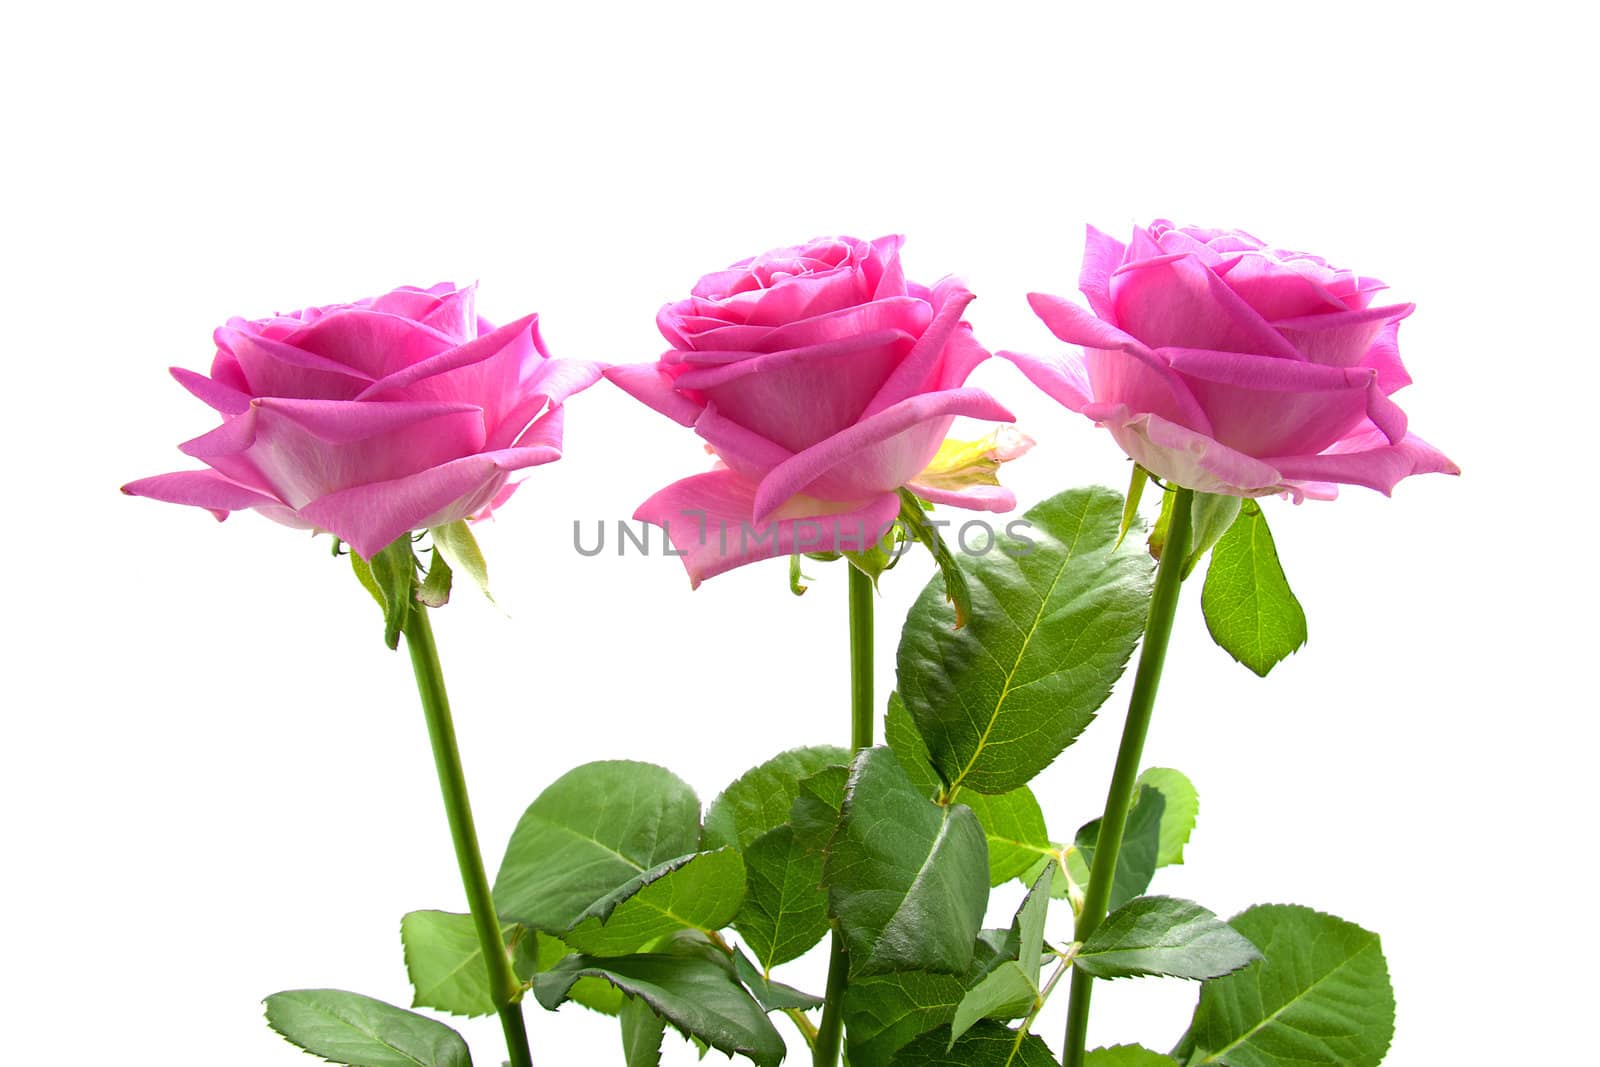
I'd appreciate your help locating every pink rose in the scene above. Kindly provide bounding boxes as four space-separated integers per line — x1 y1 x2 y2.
1002 221 1457 498
606 235 1017 585
123 283 600 558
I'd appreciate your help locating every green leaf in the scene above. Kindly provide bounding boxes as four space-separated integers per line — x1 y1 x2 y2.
789 764 849 846
534 954 786 1067
1148 486 1175 560
1011 862 1053 986
885 693 1052 886
898 487 973 628
844 970 972 1067
825 747 990 977
1074 785 1165 912
364 536 416 650
399 910 536 1018
534 933 624 1015
842 934 1012 1067
1086 1046 1179 1066
416 547 453 608
949 862 1055 1043
1117 465 1148 549
728 760 855 968
703 745 850 851
1075 896 1259 980
1183 494 1243 578
263 989 471 1067
620 996 665 1067
350 550 385 610
1174 904 1394 1066
564 848 747 955
962 789 1050 887
883 691 943 797
494 761 701 933
430 520 491 602
1136 768 1199 868
732 946 824 1011
1065 847 1088 896
845 526 900 584
1200 501 1306 677
789 553 811 596
1020 847 1079 903
948 966 1037 1044
897 487 1155 794
735 824 830 970
889 1021 1060 1066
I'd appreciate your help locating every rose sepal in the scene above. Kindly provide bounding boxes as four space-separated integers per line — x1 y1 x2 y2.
352 535 419 649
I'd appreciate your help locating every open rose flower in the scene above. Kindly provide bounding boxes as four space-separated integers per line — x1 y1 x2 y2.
1002 221 1457 498
606 235 1018 585
123 283 600 558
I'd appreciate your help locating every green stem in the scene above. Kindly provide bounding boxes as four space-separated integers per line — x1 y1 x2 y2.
403 604 533 1067
847 566 875 752
813 566 876 1066
1062 486 1194 1067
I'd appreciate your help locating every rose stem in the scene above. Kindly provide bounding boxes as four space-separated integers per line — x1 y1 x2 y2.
1062 486 1193 1067
403 603 534 1067
812 565 876 1066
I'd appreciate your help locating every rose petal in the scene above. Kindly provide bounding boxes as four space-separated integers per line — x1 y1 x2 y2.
415 285 478 342
694 403 794 481
1025 291 1153 354
1112 252 1303 359
286 307 459 379
675 297 931 357
121 469 285 520
510 402 566 451
1335 275 1389 311
1271 303 1413 368
367 283 468 323
868 234 909 299
905 480 1017 513
207 348 254 395
1080 225 1127 321
996 346 1094 411
1152 228 1228 267
862 280 977 417
299 444 562 559
215 325 373 400
1092 406 1285 496
752 387 1014 523
935 325 992 391
1215 253 1350 320
1127 224 1165 262
1014 297 1211 431
602 362 707 427
182 398 487 509
735 264 873 327
170 366 251 415
1084 346 1214 434
673 329 914 452
1363 320 1412 394
480 358 602 452
354 314 540 404
635 468 901 588
532 356 604 407
1267 427 1458 495
1162 347 1377 456
1281 481 1341 503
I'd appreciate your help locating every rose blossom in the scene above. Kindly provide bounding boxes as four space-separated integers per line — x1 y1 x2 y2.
123 283 600 557
605 235 1018 586
1001 221 1457 498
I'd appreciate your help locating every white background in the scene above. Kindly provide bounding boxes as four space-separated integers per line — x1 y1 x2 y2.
2 2 1592 1063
